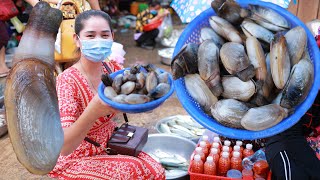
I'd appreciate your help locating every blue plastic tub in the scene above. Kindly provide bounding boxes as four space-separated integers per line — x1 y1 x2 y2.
98 68 174 114
173 0 320 140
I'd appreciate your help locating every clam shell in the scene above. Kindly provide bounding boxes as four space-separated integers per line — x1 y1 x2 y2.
248 5 290 29
280 59 314 109
270 33 291 89
125 94 150 104
241 104 288 131
211 0 247 25
284 26 307 67
221 76 256 102
112 94 127 104
246 36 267 81
198 40 222 97
200 27 225 48
185 74 218 113
112 74 123 94
209 16 242 43
250 13 287 32
241 19 274 44
171 43 199 79
146 71 158 93
211 99 249 129
104 86 117 100
120 81 135 95
148 83 170 99
220 42 250 74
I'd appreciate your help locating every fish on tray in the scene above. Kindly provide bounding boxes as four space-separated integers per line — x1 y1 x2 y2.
158 115 206 139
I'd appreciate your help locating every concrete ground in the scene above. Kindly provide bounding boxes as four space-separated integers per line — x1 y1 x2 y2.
0 22 189 179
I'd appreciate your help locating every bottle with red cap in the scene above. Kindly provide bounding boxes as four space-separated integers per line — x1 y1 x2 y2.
204 156 217 175
191 154 204 173
231 151 243 171
208 148 220 165
218 152 230 176
194 147 206 162
243 144 254 158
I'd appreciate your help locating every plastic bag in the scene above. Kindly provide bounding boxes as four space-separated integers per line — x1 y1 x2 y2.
158 14 173 39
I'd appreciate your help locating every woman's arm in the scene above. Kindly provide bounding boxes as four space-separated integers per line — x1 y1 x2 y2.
60 95 117 156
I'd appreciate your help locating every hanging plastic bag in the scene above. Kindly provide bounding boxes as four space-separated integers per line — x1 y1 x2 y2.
158 14 173 39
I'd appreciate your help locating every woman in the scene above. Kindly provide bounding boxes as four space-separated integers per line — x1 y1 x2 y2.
48 10 165 179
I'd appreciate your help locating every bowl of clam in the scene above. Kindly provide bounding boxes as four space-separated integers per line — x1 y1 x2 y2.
98 64 174 113
171 0 320 140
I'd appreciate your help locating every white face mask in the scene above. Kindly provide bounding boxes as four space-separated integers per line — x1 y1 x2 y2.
78 36 113 62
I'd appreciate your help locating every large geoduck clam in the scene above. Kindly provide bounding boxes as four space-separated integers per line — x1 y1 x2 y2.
270 33 291 89
280 58 314 109
209 16 242 43
284 26 307 67
171 43 199 80
220 42 255 81
198 39 223 97
248 4 290 32
240 19 274 44
4 2 64 175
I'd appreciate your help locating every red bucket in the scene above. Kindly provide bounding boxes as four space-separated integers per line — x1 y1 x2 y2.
143 19 162 32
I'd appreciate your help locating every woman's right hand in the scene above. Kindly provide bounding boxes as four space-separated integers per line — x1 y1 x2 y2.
86 94 119 120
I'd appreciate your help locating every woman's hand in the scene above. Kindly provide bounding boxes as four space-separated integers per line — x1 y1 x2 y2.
86 94 119 120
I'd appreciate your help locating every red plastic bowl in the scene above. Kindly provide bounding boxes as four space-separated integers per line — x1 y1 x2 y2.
143 19 162 32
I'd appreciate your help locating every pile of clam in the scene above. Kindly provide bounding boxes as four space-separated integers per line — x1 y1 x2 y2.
102 64 171 104
171 0 314 131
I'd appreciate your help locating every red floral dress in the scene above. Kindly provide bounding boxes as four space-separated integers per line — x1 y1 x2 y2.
49 61 165 180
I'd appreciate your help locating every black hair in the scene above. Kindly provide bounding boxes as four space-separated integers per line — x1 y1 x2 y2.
74 10 113 35
149 1 161 8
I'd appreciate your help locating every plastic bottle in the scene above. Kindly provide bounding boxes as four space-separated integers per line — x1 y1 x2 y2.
191 154 204 174
194 147 206 162
224 140 232 153
231 151 243 171
243 144 254 158
199 141 209 157
208 148 220 165
242 169 254 180
212 142 221 154
222 146 230 154
218 152 230 176
204 156 217 175
233 145 242 159
236 140 244 153
202 135 211 149
227 169 242 179
253 160 269 179
242 149 266 170
213 137 222 149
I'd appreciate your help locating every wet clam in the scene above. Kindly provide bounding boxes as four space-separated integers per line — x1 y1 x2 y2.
211 99 249 129
280 59 314 109
171 43 199 79
221 76 255 102
185 74 218 113
211 0 248 25
248 5 290 31
284 26 307 67
220 42 255 81
5 2 63 174
198 39 223 97
241 104 288 131
125 94 150 104
200 27 225 48
209 16 242 43
270 33 291 89
241 19 274 44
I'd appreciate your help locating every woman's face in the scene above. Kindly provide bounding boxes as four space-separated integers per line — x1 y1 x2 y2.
75 16 113 47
